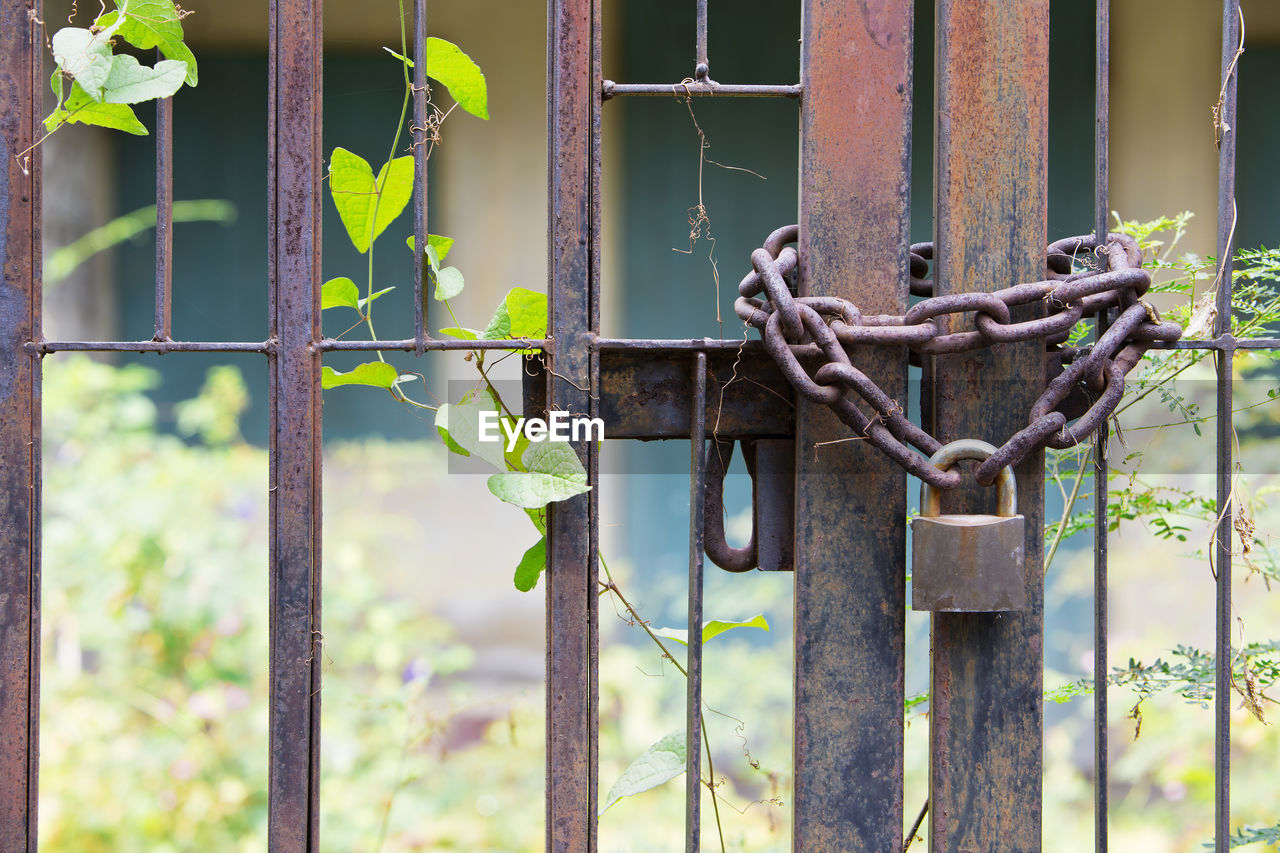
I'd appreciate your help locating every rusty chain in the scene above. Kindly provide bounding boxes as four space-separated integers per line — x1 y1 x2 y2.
734 224 1184 490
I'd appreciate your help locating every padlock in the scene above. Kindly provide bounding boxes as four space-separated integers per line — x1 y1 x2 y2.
911 439 1026 612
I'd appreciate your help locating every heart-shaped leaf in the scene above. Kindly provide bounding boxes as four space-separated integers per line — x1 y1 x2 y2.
45 82 147 135
98 0 199 86
652 614 771 647
99 55 187 105
328 148 414 254
406 234 454 267
487 440 590 508
321 362 398 390
51 26 116 101
426 37 488 119
600 731 686 815
434 266 465 301
434 396 506 470
478 287 547 353
321 277 360 311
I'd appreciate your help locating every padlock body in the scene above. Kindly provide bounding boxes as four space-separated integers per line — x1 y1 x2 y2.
911 514 1026 612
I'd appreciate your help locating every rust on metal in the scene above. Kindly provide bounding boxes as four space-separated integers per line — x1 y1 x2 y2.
703 438 757 573
0 1 41 848
593 348 794 439
792 0 912 848
154 86 173 342
927 1 1049 848
739 229 1178 490
267 0 324 846
751 439 794 572
701 437 796 574
684 353 707 849
546 0 599 848
412 0 429 350
913 441 1025 612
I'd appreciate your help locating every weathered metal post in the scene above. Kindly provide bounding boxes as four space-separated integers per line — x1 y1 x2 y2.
546 0 600 848
0 2 41 849
267 0 325 846
927 1 1049 849
793 1 913 848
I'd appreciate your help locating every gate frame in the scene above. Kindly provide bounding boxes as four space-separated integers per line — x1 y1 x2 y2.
0 0 1260 851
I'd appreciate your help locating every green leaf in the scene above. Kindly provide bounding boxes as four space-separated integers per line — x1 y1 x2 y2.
479 287 547 352
428 234 455 263
652 614 771 647
525 507 547 536
407 234 454 265
50 26 116 101
425 37 489 120
383 46 413 66
513 537 546 592
45 82 147 135
434 266 465 301
359 287 396 310
98 0 198 86
98 55 187 105
487 441 590 508
504 429 531 472
434 398 506 470
321 362 399 390
600 731 686 815
321 277 360 311
433 404 470 457
328 148 414 254
439 326 480 341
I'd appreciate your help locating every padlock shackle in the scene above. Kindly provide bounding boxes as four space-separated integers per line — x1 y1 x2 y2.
919 439 1017 518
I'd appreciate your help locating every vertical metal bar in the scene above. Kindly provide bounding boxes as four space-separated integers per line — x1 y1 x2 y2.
928 1 1048 849
546 0 600 848
154 62 174 342
413 0 428 350
1094 1 1110 247
267 0 324 848
695 0 709 79
685 353 706 852
793 1 912 849
0 2 42 848
1213 3 1240 849
1093 3 1111 850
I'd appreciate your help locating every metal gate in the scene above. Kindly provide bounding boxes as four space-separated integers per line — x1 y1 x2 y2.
1 0 1271 850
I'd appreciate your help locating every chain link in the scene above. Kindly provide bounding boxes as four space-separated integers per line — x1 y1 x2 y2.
736 227 1184 489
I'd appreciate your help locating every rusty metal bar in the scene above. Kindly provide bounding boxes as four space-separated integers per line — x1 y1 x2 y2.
547 0 600 847
1094 1 1110 247
320 336 545 351
928 2 1049 850
267 0 324 847
792 1 911 848
41 339 274 353
695 0 709 79
593 337 766 351
685 353 706 851
0 2 42 848
1213 3 1240 849
1093 2 1111 849
155 79 173 341
602 81 800 99
413 0 428 352
595 348 792 439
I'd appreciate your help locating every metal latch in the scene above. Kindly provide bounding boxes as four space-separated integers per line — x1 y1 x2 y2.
703 438 794 572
